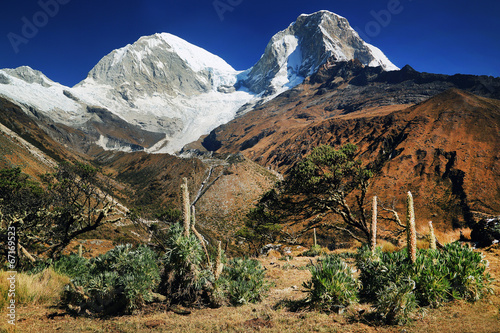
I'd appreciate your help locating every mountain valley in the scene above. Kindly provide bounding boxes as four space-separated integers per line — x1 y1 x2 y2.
0 10 499 250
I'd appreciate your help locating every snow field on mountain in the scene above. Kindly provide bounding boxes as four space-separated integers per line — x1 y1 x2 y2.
0 69 87 124
0 10 399 154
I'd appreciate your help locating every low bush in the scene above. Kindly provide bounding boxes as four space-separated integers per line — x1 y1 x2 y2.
160 223 273 308
220 257 272 305
63 244 160 315
159 223 213 306
300 245 326 257
374 277 418 325
53 254 90 278
356 243 493 324
303 254 360 312
443 242 492 301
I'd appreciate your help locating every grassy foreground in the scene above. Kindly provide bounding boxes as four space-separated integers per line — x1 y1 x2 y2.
1 245 499 333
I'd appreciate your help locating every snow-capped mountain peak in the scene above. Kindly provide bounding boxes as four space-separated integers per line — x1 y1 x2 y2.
2 66 56 87
70 33 255 152
240 10 398 94
156 33 235 73
78 32 238 96
0 10 399 155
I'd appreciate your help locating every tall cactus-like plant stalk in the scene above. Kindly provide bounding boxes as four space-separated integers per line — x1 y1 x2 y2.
313 228 317 247
406 191 417 263
214 240 223 280
371 196 378 253
181 177 191 237
428 221 437 250
190 205 212 269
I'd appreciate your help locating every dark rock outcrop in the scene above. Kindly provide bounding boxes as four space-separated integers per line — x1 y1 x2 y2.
471 217 500 248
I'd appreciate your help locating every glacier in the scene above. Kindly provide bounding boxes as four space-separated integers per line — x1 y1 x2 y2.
0 10 399 155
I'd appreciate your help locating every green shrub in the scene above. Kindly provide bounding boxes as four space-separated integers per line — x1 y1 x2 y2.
356 243 493 324
300 245 326 257
159 223 273 308
220 257 272 305
356 245 398 301
160 223 213 306
20 254 90 277
63 244 160 315
443 242 493 301
53 254 90 278
374 277 417 325
412 249 451 307
335 251 357 260
303 254 360 312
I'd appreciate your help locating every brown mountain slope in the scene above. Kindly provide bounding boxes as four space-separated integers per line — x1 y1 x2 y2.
93 151 278 252
200 88 500 231
200 59 500 162
0 97 278 252
0 97 71 177
367 89 500 228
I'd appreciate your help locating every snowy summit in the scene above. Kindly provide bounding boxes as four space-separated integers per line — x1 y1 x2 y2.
0 10 398 154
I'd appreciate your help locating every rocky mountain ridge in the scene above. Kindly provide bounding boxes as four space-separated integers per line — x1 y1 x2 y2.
201 59 500 157
0 10 398 154
239 11 397 95
197 59 500 230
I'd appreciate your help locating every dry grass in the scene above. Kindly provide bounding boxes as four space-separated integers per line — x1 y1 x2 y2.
2 245 499 333
416 224 471 245
436 228 471 244
378 240 401 253
0 268 70 309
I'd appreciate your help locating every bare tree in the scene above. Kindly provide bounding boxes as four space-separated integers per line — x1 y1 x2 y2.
0 163 123 261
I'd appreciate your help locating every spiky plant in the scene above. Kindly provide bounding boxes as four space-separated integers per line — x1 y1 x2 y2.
190 205 212 269
374 277 417 324
214 240 223 280
221 257 272 305
63 245 160 315
303 254 360 312
160 223 210 305
406 191 417 264
313 227 317 247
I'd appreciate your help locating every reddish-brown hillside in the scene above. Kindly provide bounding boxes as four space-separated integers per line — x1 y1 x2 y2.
93 151 278 249
370 89 500 227
201 86 500 232
0 97 77 178
0 96 278 251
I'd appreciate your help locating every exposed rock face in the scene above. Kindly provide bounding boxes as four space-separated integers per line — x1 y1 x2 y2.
471 217 500 248
239 11 398 94
2 66 53 87
0 74 11 85
78 33 237 99
201 59 500 229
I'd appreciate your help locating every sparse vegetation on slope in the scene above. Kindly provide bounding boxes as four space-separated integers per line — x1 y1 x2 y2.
0 162 122 263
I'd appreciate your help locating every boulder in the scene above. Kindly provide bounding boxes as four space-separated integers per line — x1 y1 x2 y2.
470 216 500 247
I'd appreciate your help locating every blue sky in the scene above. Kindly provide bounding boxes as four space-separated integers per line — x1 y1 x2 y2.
1 0 499 87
